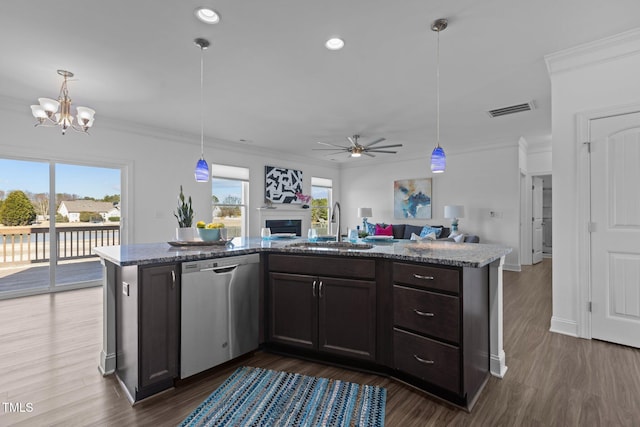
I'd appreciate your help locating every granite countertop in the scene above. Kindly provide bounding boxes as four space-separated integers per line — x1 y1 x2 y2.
94 237 512 268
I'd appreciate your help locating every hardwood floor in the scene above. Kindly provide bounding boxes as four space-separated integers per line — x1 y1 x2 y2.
1 258 639 426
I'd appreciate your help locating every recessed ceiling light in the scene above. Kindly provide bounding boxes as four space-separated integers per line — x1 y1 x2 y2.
195 8 220 24
325 38 345 51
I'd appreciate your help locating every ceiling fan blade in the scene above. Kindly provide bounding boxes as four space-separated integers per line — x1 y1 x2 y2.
364 137 386 147
366 144 403 150
313 148 348 151
347 136 357 147
363 152 376 157
317 141 347 148
367 150 397 154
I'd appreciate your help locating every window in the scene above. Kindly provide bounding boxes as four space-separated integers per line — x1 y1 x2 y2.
311 177 332 236
211 165 249 238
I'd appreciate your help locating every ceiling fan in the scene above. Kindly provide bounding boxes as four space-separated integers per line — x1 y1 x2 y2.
313 134 403 158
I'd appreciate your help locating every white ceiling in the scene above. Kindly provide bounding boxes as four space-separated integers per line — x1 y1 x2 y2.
1 1 639 164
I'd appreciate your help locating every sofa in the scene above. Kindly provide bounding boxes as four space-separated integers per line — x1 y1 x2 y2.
363 221 480 243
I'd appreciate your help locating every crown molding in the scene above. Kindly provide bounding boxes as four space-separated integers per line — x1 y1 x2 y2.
545 27 640 76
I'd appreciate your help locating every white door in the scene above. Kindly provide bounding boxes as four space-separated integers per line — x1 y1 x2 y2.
532 177 543 264
590 111 640 348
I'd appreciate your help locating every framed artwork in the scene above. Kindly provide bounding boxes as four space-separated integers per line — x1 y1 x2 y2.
394 178 432 219
265 166 303 204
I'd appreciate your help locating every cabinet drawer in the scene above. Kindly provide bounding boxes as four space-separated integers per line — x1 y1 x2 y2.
393 262 459 294
269 255 375 280
394 328 460 394
394 285 459 343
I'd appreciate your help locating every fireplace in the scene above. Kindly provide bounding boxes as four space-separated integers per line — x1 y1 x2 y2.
265 219 302 236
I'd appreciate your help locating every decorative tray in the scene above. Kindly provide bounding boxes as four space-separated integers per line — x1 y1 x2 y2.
168 240 230 247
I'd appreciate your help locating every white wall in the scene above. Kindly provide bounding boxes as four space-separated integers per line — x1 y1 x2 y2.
339 143 521 270
0 97 339 244
545 28 640 336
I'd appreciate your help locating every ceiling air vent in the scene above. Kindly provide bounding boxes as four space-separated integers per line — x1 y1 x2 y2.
487 101 535 118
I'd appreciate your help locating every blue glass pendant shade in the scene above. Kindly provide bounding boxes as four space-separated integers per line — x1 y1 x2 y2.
195 158 210 182
430 145 446 173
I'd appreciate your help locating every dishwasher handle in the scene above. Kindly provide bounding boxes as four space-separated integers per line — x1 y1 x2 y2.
199 264 239 274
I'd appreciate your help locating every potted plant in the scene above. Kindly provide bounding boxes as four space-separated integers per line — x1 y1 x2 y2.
174 185 195 241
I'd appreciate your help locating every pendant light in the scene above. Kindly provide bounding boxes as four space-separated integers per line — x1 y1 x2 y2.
194 38 210 182
430 18 448 174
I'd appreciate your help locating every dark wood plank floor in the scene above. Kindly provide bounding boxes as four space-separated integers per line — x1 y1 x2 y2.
1 258 639 426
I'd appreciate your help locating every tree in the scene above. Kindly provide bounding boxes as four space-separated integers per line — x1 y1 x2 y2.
32 193 49 218
102 194 120 203
0 190 37 226
311 198 328 223
216 195 241 217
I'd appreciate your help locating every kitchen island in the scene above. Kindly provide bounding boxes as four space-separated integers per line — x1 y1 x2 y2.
95 237 510 408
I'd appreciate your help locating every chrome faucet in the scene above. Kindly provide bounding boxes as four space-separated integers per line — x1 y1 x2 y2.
331 201 342 242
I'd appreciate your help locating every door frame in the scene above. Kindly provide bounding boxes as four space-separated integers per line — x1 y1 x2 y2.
576 103 640 339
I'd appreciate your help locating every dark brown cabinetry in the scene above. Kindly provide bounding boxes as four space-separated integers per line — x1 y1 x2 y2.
392 261 489 408
116 263 179 402
267 255 377 361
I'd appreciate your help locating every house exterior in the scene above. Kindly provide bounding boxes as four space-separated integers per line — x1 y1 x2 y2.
57 200 120 223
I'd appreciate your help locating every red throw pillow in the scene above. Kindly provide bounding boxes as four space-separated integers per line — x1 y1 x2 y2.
374 223 393 236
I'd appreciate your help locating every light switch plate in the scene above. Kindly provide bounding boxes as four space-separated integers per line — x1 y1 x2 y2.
122 282 129 296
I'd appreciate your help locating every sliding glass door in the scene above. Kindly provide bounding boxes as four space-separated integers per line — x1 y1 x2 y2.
0 157 121 298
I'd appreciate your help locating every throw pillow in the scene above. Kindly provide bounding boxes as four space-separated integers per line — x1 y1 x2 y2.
410 232 437 241
452 234 465 243
420 225 443 238
375 223 393 236
363 220 376 236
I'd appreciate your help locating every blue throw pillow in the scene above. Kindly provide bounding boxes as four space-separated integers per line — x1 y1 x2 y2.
420 225 443 238
363 220 376 235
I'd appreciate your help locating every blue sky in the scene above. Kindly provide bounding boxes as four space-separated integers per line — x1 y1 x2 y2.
0 158 120 199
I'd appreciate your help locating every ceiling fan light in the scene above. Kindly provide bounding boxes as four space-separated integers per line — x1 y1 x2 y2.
351 152 362 158
195 158 210 182
431 145 446 173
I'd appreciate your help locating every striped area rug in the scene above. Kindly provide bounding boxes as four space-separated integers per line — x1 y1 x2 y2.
180 366 387 427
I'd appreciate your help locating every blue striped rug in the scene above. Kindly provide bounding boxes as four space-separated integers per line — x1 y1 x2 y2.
180 366 386 427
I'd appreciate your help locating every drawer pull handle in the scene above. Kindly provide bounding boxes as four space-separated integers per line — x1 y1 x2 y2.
413 309 435 317
413 354 435 365
312 280 317 297
413 273 434 280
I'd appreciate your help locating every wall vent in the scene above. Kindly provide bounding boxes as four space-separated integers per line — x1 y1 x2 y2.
487 101 535 118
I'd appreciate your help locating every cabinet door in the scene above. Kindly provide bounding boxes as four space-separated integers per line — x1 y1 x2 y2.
268 272 317 349
318 277 376 361
139 264 179 389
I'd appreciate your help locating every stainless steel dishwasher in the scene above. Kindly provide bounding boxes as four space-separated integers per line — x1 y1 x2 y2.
180 253 260 379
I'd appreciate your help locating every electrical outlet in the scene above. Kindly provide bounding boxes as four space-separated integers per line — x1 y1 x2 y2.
490 211 503 218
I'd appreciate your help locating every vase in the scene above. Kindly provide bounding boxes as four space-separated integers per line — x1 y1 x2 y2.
176 227 196 241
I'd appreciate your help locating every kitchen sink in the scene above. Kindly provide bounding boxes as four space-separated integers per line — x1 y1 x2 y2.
286 241 374 251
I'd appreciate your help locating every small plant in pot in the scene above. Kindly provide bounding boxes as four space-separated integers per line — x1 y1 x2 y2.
174 185 195 241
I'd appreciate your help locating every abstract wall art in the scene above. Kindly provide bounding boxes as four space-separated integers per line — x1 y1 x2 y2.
265 166 303 204
394 178 432 219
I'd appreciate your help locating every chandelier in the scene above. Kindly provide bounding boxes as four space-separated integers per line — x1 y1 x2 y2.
30 70 96 135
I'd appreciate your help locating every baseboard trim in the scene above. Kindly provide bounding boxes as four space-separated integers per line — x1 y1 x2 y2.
550 316 578 337
503 263 521 272
99 350 116 375
490 350 508 378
